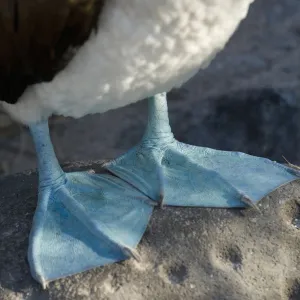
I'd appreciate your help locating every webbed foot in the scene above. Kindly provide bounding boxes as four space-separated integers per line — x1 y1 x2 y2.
106 93 298 208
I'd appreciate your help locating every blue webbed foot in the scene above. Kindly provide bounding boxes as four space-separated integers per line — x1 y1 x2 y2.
106 140 298 208
106 93 299 208
27 92 299 286
28 122 153 287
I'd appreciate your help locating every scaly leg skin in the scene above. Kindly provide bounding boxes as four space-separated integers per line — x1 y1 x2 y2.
28 122 154 288
106 93 300 209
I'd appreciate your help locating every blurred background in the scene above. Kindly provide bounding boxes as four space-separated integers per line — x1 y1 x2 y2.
1 0 300 177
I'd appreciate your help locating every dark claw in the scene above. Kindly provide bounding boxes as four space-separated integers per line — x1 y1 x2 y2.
122 246 141 262
38 276 49 290
282 156 300 176
157 166 165 209
240 195 261 213
158 192 164 209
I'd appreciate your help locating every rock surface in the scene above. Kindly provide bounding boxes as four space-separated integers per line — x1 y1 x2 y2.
1 162 300 300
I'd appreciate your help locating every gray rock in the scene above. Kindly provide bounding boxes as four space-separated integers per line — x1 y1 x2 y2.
178 88 300 164
1 162 300 300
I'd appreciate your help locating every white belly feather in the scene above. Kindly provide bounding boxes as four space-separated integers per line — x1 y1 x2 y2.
2 0 254 124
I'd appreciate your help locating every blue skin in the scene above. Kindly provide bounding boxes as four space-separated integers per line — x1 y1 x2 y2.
28 92 298 287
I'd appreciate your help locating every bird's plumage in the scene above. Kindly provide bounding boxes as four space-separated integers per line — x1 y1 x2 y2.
0 0 105 104
1 0 253 123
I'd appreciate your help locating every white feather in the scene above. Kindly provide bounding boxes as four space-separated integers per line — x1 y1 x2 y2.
1 0 254 124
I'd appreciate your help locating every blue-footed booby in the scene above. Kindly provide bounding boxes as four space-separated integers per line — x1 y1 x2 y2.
0 0 297 287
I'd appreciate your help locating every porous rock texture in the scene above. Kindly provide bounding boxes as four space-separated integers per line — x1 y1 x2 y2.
1 162 300 300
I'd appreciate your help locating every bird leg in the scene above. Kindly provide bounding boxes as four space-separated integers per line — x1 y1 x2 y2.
27 121 154 287
105 92 298 208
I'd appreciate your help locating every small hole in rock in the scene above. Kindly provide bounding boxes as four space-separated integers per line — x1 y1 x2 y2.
168 264 188 284
219 245 243 271
281 200 300 229
291 202 300 229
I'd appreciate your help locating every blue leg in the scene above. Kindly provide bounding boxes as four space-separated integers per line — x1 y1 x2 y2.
106 93 299 208
28 121 154 288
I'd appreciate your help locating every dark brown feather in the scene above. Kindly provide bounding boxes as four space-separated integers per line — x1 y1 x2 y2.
0 0 106 104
